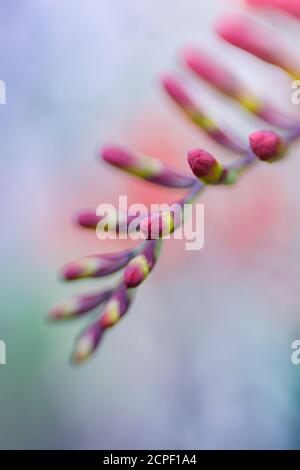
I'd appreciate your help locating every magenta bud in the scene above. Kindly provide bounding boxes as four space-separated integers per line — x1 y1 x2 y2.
71 283 132 363
101 144 193 188
249 130 284 161
72 321 105 364
187 149 223 184
60 249 134 281
60 257 108 280
140 211 175 239
183 48 241 98
48 289 112 320
75 210 101 229
101 146 134 168
100 283 132 329
124 240 161 288
124 255 149 288
161 74 195 110
246 0 300 20
216 15 281 66
162 74 245 153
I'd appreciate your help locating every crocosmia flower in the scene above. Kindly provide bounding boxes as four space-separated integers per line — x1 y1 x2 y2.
50 6 300 364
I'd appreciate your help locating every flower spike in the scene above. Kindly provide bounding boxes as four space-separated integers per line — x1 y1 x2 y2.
51 5 300 365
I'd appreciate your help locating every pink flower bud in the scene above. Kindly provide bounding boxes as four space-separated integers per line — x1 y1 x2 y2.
124 255 150 288
74 210 102 229
183 48 241 98
100 283 132 329
101 145 193 188
124 240 161 288
48 289 112 320
60 248 135 281
216 15 283 67
246 0 300 20
101 146 134 168
183 47 300 129
187 149 224 184
249 130 284 162
162 74 245 153
140 211 175 239
161 74 196 110
72 321 104 364
75 208 139 234
71 283 132 363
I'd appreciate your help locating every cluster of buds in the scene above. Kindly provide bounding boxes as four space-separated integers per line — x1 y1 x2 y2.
50 1 300 364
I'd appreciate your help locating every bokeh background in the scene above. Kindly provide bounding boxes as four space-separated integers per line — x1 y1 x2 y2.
1 0 300 449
